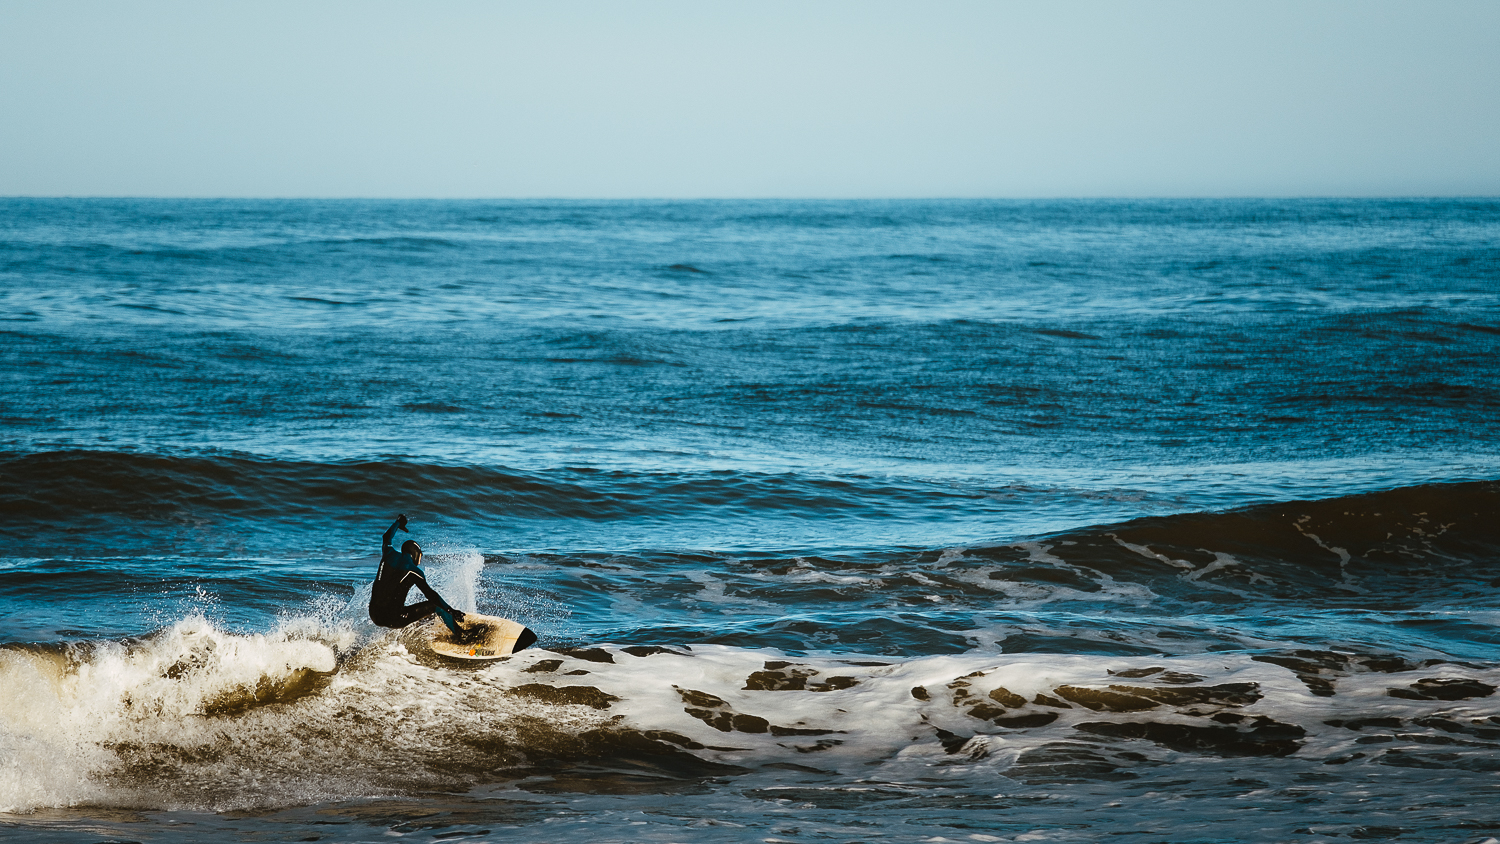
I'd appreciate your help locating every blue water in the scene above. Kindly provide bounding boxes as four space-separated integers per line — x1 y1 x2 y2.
2 199 1499 843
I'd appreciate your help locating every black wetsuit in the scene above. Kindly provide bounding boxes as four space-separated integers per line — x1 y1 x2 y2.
368 521 462 635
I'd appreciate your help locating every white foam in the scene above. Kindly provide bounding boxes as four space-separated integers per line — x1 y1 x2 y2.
0 616 340 812
951 555 1157 609
684 570 781 611
1293 516 1367 594
0 558 48 571
1107 534 1194 569
933 547 970 567
6 616 1498 814
784 558 876 586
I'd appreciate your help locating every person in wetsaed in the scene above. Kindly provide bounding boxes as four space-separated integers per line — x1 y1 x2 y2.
369 514 471 640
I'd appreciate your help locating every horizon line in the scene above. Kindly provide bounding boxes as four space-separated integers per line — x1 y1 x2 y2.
5 194 1499 202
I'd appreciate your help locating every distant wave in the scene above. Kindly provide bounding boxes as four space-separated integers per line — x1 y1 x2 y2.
0 450 973 523
0 234 472 270
293 235 468 251
4 451 1495 602
972 480 1500 607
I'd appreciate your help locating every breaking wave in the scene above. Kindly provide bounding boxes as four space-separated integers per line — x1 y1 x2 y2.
3 615 1497 814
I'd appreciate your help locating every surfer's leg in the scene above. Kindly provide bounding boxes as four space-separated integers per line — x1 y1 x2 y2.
390 601 435 627
388 601 464 637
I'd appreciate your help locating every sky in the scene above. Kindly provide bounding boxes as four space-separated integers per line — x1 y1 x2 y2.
1 1 1497 198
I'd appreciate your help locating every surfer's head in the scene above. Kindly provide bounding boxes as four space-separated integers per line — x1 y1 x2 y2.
401 540 422 563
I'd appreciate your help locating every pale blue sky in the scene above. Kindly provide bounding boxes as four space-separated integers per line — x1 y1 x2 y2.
2 1 1497 197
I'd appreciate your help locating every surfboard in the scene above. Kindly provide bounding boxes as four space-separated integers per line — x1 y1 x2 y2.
426 613 537 660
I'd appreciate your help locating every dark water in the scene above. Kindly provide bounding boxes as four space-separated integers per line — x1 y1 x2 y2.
2 199 1499 843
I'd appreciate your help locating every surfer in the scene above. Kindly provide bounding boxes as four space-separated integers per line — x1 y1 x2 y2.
368 514 472 641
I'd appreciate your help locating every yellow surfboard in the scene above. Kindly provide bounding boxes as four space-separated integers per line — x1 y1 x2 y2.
426 613 537 660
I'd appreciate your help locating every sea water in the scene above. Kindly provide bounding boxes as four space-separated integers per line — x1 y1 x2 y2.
1 199 1498 843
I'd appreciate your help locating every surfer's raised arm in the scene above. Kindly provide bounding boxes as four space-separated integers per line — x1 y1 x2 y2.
383 513 409 551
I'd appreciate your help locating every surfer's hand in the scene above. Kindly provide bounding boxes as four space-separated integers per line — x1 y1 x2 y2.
396 514 409 531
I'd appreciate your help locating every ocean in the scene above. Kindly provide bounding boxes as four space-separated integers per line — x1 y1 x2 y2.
1 198 1498 843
